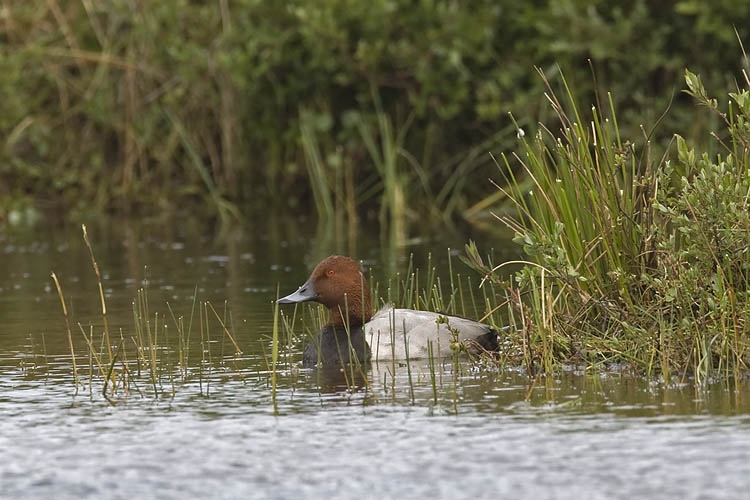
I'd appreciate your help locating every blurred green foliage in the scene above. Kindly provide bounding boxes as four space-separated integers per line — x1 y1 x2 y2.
0 0 748 223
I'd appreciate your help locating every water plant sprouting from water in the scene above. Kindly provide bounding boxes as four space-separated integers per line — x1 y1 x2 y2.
465 66 750 384
51 225 246 400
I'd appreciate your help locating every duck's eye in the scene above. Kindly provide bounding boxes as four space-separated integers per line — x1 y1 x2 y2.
326 269 335 277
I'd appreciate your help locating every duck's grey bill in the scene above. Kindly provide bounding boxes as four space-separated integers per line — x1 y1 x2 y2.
277 278 318 304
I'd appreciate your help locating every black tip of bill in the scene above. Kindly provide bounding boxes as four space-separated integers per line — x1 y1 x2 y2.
277 278 317 304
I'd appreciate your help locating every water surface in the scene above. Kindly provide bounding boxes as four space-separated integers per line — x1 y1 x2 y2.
1 218 748 500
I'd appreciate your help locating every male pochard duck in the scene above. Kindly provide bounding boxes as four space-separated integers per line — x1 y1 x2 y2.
278 255 499 367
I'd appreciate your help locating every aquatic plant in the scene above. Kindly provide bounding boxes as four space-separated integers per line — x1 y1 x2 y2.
465 66 750 383
51 225 246 400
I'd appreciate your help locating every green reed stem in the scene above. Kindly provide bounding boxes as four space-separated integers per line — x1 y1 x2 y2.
271 285 280 413
82 224 112 363
103 338 124 398
206 301 242 354
299 109 335 220
78 323 105 381
51 272 79 394
203 302 212 397
427 340 438 406
403 318 414 404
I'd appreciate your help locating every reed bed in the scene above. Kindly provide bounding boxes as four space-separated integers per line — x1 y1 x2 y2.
463 68 750 384
50 225 248 400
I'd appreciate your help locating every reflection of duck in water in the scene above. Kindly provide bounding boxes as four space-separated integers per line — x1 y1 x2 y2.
278 255 499 367
304 365 370 394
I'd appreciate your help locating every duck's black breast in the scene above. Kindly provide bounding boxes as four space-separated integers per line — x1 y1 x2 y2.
303 324 371 367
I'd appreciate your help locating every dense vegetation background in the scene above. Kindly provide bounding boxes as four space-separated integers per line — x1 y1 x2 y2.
1 0 748 226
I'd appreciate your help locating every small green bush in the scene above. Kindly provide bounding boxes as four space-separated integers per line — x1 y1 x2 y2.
466 69 750 382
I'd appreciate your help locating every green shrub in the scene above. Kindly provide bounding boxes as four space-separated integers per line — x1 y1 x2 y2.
466 69 750 382
0 1 748 222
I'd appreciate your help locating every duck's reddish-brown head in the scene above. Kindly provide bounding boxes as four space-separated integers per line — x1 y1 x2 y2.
278 255 373 326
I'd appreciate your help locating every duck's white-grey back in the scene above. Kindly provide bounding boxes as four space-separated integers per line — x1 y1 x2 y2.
364 306 498 361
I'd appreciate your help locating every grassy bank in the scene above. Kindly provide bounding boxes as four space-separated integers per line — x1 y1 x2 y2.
464 68 750 383
1 1 747 228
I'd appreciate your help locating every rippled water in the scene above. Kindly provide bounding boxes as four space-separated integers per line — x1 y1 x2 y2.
2 219 749 499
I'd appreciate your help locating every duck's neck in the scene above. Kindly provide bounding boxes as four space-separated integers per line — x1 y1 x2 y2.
328 287 372 328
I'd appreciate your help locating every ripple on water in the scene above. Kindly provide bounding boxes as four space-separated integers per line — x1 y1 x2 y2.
2 359 750 500
2 221 748 498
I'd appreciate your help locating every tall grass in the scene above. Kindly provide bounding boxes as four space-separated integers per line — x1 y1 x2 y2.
498 69 654 372
271 286 281 413
298 101 416 248
51 272 78 393
465 67 750 383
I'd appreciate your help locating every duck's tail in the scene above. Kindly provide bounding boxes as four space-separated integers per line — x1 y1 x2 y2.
473 328 500 353
470 324 518 355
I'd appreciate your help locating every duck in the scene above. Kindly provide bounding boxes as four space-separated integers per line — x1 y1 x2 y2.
277 255 499 367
